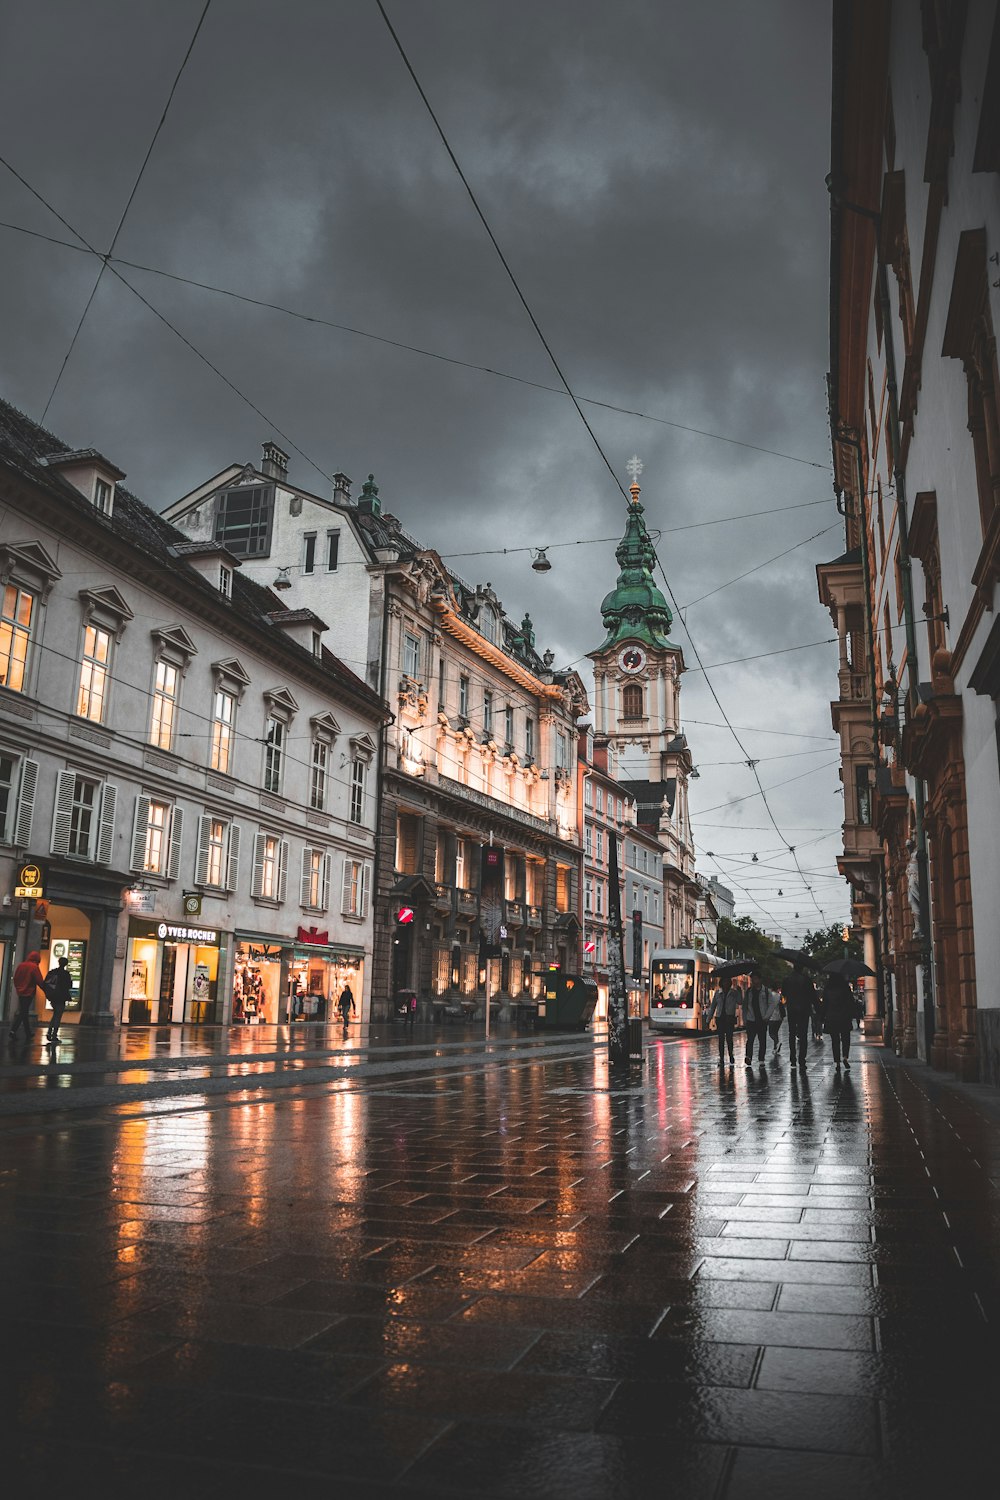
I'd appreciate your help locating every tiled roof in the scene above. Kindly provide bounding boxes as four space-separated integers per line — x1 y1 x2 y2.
0 397 386 715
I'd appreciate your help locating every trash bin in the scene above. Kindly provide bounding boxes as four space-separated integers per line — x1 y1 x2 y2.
627 1016 644 1063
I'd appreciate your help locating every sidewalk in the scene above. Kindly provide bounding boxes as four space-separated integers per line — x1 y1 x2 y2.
1 1029 997 1497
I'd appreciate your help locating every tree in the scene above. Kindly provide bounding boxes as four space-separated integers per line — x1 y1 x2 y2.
716 916 783 986
802 923 863 968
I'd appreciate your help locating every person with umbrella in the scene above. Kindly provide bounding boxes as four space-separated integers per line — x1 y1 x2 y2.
706 972 742 1067
743 969 778 1067
777 951 821 1070
820 963 861 1071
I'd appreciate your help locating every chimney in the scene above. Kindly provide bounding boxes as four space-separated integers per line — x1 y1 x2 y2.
332 472 352 507
261 442 289 481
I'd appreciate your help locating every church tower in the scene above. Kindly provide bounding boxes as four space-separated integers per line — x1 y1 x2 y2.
588 459 696 944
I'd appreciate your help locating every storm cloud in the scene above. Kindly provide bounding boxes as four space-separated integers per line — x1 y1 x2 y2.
0 0 845 937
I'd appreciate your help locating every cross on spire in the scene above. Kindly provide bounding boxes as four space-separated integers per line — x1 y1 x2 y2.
625 454 643 485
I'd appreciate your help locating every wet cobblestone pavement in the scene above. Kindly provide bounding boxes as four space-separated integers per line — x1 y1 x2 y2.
2 1023 998 1497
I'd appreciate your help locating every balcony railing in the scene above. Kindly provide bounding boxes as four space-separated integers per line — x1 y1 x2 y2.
456 887 479 914
837 668 869 702
504 901 524 928
526 905 543 928
433 883 454 912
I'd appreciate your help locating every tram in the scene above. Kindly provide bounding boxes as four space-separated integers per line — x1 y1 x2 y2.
648 947 721 1032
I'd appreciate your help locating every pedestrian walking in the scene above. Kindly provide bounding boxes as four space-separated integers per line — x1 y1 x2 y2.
9 949 44 1043
781 963 820 1068
706 980 740 1066
821 971 857 1071
337 985 355 1027
766 991 785 1057
743 970 775 1065
43 954 73 1043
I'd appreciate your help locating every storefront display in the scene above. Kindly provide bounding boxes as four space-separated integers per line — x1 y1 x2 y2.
124 918 221 1024
232 934 364 1025
47 937 86 1009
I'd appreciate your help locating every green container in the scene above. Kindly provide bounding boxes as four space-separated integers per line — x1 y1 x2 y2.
536 973 598 1030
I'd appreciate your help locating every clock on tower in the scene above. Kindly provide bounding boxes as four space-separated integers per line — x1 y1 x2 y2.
618 645 647 675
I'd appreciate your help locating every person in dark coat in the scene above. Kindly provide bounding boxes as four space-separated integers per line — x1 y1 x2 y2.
742 971 775 1066
44 955 73 1043
10 950 44 1043
706 981 740 1066
821 973 856 1071
781 964 820 1069
337 985 355 1024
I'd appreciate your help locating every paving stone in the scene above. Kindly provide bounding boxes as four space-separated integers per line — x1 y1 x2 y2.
2 1028 997 1493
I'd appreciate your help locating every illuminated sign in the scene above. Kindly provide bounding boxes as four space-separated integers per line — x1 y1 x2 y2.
397 907 415 925
14 861 45 899
149 922 220 944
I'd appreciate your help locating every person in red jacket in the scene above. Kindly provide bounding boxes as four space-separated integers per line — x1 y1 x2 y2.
10 950 44 1043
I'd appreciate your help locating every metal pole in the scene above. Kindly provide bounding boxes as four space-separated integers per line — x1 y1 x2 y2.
485 830 493 1042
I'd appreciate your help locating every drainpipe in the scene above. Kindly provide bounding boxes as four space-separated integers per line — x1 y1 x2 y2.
370 570 393 1023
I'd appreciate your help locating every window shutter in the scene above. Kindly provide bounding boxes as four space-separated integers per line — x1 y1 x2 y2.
195 816 211 885
167 806 184 880
277 839 288 904
96 783 117 864
300 847 312 907
251 833 266 897
320 853 331 913
15 758 39 848
50 770 76 856
130 796 150 871
359 862 370 919
341 858 354 914
226 824 241 892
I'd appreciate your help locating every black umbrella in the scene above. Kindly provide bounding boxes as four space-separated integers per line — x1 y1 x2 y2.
821 958 876 979
774 947 822 970
714 960 756 980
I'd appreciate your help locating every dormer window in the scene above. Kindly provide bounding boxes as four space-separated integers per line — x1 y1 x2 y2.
219 565 233 600
94 478 113 515
311 631 322 657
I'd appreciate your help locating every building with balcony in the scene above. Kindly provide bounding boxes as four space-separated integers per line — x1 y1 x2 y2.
0 400 388 1032
165 460 588 1021
822 0 1000 1082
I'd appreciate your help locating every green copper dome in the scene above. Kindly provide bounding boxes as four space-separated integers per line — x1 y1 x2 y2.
597 496 676 651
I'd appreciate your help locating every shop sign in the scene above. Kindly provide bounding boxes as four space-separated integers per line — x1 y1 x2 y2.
14 860 45 899
130 890 157 915
244 944 282 963
296 925 329 944
132 921 220 944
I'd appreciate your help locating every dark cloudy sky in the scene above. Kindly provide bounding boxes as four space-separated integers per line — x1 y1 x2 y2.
0 0 847 939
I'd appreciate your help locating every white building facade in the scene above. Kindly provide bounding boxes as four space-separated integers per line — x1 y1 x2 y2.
0 402 386 1031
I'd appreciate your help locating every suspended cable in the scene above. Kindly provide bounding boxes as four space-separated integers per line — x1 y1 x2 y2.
38 1 213 422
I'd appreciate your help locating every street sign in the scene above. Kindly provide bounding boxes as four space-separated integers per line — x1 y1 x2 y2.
14 860 45 899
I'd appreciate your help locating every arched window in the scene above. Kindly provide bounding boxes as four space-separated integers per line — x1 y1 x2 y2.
622 683 643 720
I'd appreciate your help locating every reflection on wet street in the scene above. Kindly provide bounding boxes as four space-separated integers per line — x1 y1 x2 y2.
1 1027 997 1496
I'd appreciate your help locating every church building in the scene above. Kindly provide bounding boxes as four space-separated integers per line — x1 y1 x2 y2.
587 467 701 963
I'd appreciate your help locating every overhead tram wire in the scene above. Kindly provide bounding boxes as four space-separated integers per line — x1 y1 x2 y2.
0 160 335 489
39 0 214 423
0 218 829 473
374 1 831 931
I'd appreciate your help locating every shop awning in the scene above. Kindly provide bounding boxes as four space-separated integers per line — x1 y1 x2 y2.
292 942 366 961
